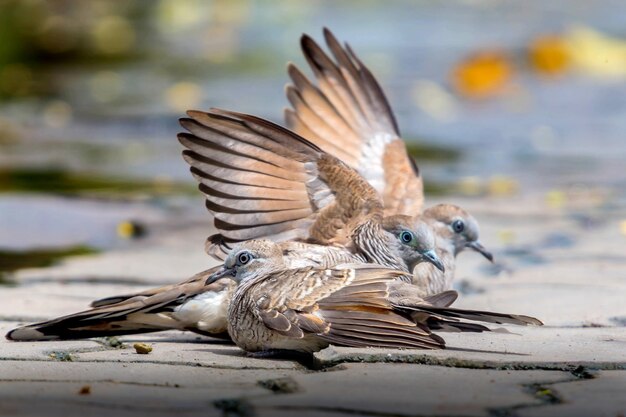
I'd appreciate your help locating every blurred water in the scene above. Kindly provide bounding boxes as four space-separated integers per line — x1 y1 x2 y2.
0 0 625 251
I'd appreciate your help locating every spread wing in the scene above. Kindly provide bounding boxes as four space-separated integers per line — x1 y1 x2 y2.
178 108 383 259
6 272 234 341
285 28 424 216
254 265 445 349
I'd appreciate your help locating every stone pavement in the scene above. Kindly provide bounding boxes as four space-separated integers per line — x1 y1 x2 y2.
1 194 625 417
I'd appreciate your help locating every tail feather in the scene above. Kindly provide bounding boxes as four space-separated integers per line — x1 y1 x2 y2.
91 295 136 308
5 308 181 341
424 317 492 333
6 321 164 341
416 306 543 327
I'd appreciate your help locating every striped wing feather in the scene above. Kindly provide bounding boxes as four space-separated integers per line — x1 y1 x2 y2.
179 108 383 259
254 265 542 350
286 28 424 216
255 265 445 349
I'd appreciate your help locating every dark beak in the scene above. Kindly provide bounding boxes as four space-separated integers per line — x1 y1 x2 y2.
205 266 235 285
422 249 445 273
467 241 494 262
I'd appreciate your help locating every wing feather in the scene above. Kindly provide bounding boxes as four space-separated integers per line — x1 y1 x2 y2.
179 109 384 258
287 28 424 215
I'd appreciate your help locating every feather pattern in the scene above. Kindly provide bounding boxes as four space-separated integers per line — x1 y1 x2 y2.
6 270 236 341
228 265 443 352
286 28 424 216
226 252 542 353
179 108 386 258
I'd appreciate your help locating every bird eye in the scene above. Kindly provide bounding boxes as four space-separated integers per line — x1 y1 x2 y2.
237 251 252 265
400 231 414 244
452 220 465 233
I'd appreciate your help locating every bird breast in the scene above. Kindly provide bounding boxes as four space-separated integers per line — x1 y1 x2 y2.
227 292 273 352
173 289 231 334
412 251 455 294
227 289 328 353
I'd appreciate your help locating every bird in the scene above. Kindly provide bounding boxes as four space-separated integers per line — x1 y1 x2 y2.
5 235 442 341
411 204 493 294
178 108 445 275
5 29 490 342
284 29 496 292
214 241 541 353
179 107 489 296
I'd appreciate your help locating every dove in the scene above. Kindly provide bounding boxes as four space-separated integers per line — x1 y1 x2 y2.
5 30 494 342
178 108 444 275
211 241 541 353
4 236 441 341
284 28 494 293
179 107 490 296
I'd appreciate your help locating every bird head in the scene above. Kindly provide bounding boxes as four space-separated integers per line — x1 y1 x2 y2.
423 204 493 262
382 215 445 272
205 240 284 285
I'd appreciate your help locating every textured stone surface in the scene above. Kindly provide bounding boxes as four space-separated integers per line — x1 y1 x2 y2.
518 371 626 417
1 194 624 416
251 364 570 417
0 361 295 417
313 327 626 370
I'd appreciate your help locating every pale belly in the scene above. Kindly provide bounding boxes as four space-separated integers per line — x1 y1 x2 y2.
172 289 230 334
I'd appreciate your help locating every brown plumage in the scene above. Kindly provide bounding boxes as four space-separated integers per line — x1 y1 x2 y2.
6 238 538 345
179 107 490 296
285 28 424 217
284 29 497 294
179 108 381 252
215 241 542 353
179 108 445 275
5 241 365 341
415 204 493 294
6 266 236 341
5 237 424 342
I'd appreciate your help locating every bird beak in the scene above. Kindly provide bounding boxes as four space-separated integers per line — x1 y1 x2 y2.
422 249 445 272
205 266 235 285
466 241 494 262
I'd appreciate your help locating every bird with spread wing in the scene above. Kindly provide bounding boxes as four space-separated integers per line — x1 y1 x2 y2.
6 29 509 344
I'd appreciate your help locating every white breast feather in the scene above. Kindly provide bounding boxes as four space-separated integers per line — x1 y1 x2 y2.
173 290 229 333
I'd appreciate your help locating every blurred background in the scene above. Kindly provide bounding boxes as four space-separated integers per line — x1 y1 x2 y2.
0 0 624 281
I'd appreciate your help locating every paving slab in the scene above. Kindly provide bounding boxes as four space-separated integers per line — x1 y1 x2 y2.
11 220 219 286
0 323 301 371
0 193 624 416
518 371 626 417
0 283 153 322
313 327 626 371
250 364 570 417
455 281 626 327
0 361 298 417
5 321 624 371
